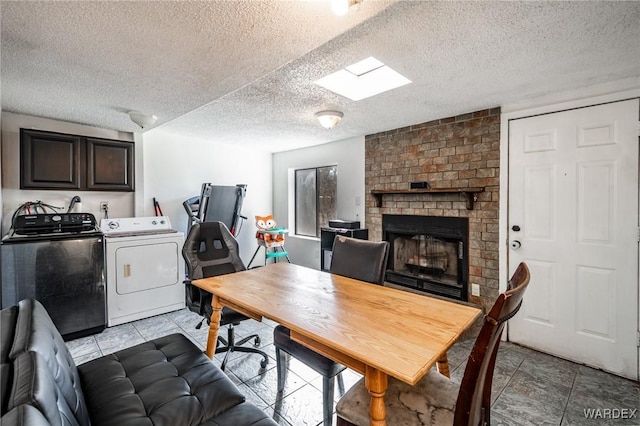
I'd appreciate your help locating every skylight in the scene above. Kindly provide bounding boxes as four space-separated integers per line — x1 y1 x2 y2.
315 57 412 101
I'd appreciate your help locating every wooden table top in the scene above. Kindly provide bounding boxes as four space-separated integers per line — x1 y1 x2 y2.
193 262 482 385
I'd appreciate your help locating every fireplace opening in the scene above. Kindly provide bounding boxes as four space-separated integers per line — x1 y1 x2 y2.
383 215 468 301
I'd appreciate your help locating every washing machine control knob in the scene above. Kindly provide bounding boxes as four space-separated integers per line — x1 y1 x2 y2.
108 221 119 229
52 215 61 222
151 220 157 225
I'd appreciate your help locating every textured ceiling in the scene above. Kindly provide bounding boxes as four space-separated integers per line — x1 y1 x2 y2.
2 1 639 153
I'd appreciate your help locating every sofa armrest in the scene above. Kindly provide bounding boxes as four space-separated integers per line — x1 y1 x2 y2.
1 306 19 415
1 404 52 426
9 299 91 425
9 352 79 426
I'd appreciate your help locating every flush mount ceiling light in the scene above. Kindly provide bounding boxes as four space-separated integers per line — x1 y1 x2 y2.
331 0 364 16
315 56 412 101
315 110 343 129
128 111 157 129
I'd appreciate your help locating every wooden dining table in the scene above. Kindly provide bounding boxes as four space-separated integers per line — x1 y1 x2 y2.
192 262 482 426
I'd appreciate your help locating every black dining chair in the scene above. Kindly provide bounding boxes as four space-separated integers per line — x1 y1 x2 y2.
335 262 531 426
182 221 269 371
274 236 390 426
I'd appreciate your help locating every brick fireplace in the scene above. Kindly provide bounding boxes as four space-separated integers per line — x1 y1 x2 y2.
365 107 500 312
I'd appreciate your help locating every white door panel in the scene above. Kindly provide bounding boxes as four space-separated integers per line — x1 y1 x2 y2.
508 99 639 380
523 166 556 241
521 260 557 326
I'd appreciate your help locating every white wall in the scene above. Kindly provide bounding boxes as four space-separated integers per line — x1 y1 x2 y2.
141 129 273 263
272 136 365 269
0 112 135 234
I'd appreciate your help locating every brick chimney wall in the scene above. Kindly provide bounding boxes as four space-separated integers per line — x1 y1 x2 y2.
365 107 500 311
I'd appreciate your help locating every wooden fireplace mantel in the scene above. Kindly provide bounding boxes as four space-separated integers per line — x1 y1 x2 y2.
371 187 485 210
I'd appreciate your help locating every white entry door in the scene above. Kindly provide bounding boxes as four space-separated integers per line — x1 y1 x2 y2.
508 99 639 380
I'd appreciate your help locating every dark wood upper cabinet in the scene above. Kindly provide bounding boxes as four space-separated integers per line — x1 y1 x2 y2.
86 137 134 191
20 129 134 192
20 129 82 190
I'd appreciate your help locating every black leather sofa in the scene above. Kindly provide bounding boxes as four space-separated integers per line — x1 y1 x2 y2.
1 299 277 426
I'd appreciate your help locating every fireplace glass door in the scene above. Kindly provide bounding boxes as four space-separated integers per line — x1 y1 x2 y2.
394 234 461 285
383 215 468 301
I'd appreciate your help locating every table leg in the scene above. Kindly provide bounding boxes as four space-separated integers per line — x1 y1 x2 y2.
364 366 388 426
205 295 223 359
436 352 451 378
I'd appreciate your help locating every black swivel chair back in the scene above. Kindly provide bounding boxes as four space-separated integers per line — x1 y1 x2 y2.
274 236 390 426
182 221 268 370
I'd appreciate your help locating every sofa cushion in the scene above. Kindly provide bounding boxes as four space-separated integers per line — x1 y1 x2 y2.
1 404 52 426
9 300 90 426
9 352 81 426
78 333 247 426
199 402 279 426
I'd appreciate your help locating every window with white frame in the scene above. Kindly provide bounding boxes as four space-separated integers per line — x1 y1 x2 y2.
295 165 337 237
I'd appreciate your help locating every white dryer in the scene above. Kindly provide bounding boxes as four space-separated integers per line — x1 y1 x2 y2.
101 216 185 326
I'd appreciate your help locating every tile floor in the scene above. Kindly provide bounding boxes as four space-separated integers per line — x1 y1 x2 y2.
66 308 640 426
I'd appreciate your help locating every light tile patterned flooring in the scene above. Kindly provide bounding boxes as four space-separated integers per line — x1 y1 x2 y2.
66 308 640 426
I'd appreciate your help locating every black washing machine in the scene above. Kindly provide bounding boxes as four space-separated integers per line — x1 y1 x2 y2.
1 213 106 340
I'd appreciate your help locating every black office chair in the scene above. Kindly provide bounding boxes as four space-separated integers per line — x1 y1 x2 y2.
182 221 269 371
274 236 390 426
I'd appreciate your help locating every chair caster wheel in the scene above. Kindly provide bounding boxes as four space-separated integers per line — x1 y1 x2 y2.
254 336 261 346
260 358 268 368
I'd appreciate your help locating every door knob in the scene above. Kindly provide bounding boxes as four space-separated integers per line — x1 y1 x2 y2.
510 240 521 250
